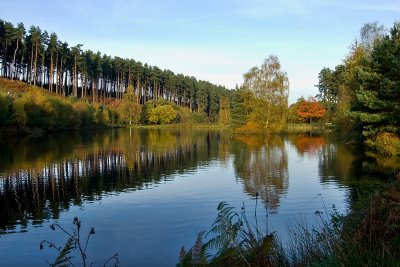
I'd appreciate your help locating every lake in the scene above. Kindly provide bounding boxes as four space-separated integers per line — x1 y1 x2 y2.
0 128 387 266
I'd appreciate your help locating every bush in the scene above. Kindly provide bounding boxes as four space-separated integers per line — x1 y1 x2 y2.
177 108 191 123
73 101 92 127
367 132 400 156
0 92 14 127
148 104 177 124
235 121 263 134
13 98 27 127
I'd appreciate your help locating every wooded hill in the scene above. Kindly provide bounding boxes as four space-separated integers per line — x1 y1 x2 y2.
0 18 231 122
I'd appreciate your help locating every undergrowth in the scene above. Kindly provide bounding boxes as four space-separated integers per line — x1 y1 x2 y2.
178 200 278 267
179 178 400 267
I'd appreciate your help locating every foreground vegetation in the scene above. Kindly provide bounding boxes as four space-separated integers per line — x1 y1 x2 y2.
179 175 400 266
40 217 119 267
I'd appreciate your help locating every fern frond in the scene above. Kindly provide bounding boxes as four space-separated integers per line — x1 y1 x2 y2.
53 237 76 267
191 230 205 263
179 246 187 263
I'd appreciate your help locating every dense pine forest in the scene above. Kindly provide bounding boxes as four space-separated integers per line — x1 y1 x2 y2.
0 18 231 127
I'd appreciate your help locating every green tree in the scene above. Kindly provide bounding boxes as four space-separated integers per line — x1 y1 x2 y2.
218 96 231 126
71 44 83 97
118 85 141 125
46 32 58 91
241 55 289 131
148 104 177 124
350 23 400 138
10 22 25 81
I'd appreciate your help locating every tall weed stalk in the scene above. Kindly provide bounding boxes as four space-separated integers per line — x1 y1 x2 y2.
40 217 119 267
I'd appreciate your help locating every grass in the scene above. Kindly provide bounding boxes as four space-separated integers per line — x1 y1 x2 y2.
135 122 223 130
281 123 331 134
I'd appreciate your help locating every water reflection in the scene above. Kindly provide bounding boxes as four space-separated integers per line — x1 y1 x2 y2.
289 133 325 156
287 133 355 183
0 129 224 232
288 132 400 212
232 135 288 211
2 129 397 237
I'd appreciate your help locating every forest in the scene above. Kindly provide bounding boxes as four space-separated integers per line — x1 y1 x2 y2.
0 18 293 134
0 18 233 129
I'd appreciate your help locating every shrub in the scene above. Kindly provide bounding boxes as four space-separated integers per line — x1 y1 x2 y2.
367 132 400 156
13 98 27 127
73 101 92 127
235 121 263 134
0 92 14 127
177 108 191 123
190 111 207 124
148 104 177 124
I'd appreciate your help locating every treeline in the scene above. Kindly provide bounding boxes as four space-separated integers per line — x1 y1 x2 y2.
315 21 400 155
0 18 230 122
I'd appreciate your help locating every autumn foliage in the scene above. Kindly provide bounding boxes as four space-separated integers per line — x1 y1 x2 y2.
296 97 325 123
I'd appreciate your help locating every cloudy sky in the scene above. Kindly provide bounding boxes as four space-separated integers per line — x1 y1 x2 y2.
1 0 399 103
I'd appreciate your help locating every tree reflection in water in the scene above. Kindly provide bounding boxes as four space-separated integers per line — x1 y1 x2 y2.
0 129 223 233
232 135 288 211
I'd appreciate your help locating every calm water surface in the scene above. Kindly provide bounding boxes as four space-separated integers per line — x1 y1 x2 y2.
0 129 385 266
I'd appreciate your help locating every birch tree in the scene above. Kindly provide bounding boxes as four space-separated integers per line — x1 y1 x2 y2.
242 55 289 131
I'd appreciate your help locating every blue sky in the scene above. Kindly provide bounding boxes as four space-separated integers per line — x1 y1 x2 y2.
1 0 399 103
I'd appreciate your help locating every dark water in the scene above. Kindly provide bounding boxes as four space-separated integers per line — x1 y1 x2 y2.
0 129 394 266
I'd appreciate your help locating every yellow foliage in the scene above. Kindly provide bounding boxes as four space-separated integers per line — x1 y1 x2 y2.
235 121 263 134
148 105 177 124
368 132 400 156
73 101 89 113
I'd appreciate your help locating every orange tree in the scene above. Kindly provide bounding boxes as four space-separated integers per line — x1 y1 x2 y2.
296 97 325 124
